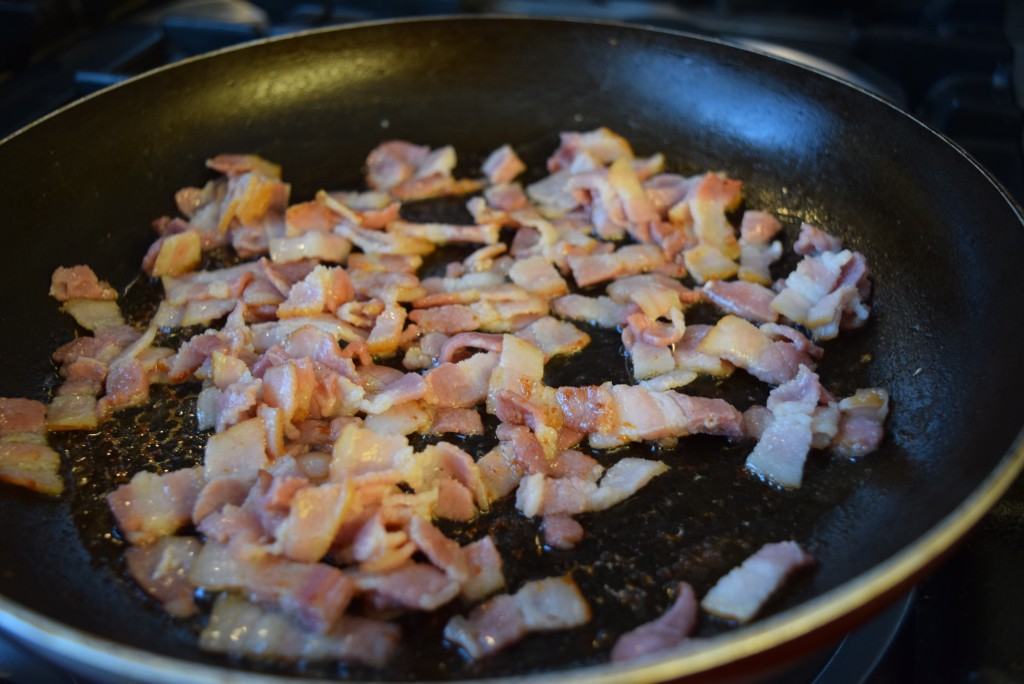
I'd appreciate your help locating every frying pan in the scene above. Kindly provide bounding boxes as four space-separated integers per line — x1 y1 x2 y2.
0 15 1022 684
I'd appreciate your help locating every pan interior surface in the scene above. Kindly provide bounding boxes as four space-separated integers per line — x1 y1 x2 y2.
0 16 1021 682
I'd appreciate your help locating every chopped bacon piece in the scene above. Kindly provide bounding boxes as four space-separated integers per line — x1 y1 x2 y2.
624 306 686 349
483 144 527 184
263 359 317 423
438 332 504 364
409 304 480 334
53 325 139 366
555 385 615 434
189 542 354 631
125 536 201 617
60 299 125 332
284 200 339 235
515 316 590 360
269 232 351 264
330 424 413 480
445 594 525 659
485 183 529 213
462 535 506 601
435 477 478 521
366 141 430 190
0 398 46 436
348 252 422 273
408 516 470 581
607 274 700 306
402 330 449 369
552 294 632 328
49 265 117 302
46 394 98 431
348 513 412 572
632 153 666 180
364 401 432 436
212 373 261 432
683 244 738 284
701 541 814 623
698 315 821 386
31 131 893 663
494 425 553 478
542 515 584 550
338 222 435 256
107 467 203 544
251 316 365 352
167 333 230 383
359 372 427 415
585 384 743 449
419 269 507 296
192 476 250 523
217 171 289 233
389 221 500 246
444 575 590 659
424 351 499 408
178 298 236 328
278 265 353 318
568 244 665 288
738 210 783 285
429 408 484 435
740 210 782 245
203 417 268 481
474 448 522 502
623 333 675 380
670 324 733 379
0 441 63 495
794 222 842 255
742 405 773 441
644 173 693 214
206 153 282 179
349 270 426 303
271 482 351 563
148 230 202 277
527 172 579 218
319 191 401 229
487 335 547 412
508 255 569 298
355 563 460 611
612 582 698 662
200 594 399 666
607 156 658 240
771 249 871 340
515 575 592 629
366 301 408 357
588 458 669 510
682 172 742 256
162 262 261 306
516 457 667 517
832 388 889 459
547 128 633 173
745 366 827 489
703 280 778 324
739 244 783 285
55 357 107 397
174 187 205 218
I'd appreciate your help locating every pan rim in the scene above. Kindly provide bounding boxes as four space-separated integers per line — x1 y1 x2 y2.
1 14 1022 684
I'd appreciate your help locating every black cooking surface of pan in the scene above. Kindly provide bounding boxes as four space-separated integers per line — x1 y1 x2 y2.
0 16 1021 683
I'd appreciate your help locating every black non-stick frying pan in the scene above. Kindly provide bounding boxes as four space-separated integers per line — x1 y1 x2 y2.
0 16 1022 684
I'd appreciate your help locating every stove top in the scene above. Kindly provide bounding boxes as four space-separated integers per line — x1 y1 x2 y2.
0 1 1022 683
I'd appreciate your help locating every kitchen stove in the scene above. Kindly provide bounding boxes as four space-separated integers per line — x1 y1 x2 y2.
0 1 1021 682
